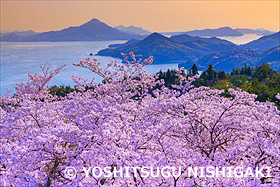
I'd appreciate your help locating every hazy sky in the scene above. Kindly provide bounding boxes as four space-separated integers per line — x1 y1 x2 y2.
1 1 279 32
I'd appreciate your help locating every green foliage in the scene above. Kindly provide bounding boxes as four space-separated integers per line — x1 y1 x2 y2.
252 63 278 82
230 63 280 108
211 80 235 98
199 63 280 108
231 63 253 76
186 64 198 77
217 71 227 80
202 64 215 81
197 64 227 87
228 75 250 87
157 69 182 88
48 85 75 97
212 80 235 90
49 63 280 108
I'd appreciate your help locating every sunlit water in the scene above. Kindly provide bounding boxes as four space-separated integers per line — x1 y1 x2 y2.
0 34 263 95
161 34 262 45
217 34 261 45
0 41 178 95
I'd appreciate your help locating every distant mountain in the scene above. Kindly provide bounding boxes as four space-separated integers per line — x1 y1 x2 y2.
0 19 142 42
115 25 151 35
97 33 202 63
108 39 140 48
159 31 184 37
0 33 24 42
242 32 280 51
97 33 240 63
260 46 280 62
179 45 280 72
170 34 239 53
96 31 278 71
0 30 38 37
162 27 243 37
235 28 275 36
260 46 280 71
191 50 262 72
186 27 243 37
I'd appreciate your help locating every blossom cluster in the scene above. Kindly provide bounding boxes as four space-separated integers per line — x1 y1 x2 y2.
0 53 280 187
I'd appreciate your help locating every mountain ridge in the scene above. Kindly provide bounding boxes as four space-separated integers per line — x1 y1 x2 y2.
115 25 151 35
242 32 280 51
235 28 275 36
96 32 239 63
160 27 276 37
161 27 243 37
97 32 279 71
0 18 142 42
97 32 200 63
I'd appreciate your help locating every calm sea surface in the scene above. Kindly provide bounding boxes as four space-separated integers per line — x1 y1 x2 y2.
0 34 261 95
218 34 261 45
0 41 178 95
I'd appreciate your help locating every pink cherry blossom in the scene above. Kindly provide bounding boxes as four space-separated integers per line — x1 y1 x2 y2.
0 53 279 186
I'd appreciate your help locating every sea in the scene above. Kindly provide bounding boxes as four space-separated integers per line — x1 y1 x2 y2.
0 34 261 96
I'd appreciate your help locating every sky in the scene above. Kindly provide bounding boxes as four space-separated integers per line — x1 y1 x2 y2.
1 1 279 32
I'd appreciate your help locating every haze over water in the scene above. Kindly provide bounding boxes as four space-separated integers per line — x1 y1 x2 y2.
0 34 263 96
1 40 179 95
218 34 261 45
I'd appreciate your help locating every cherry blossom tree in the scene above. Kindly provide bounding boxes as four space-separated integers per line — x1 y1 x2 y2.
0 53 279 186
